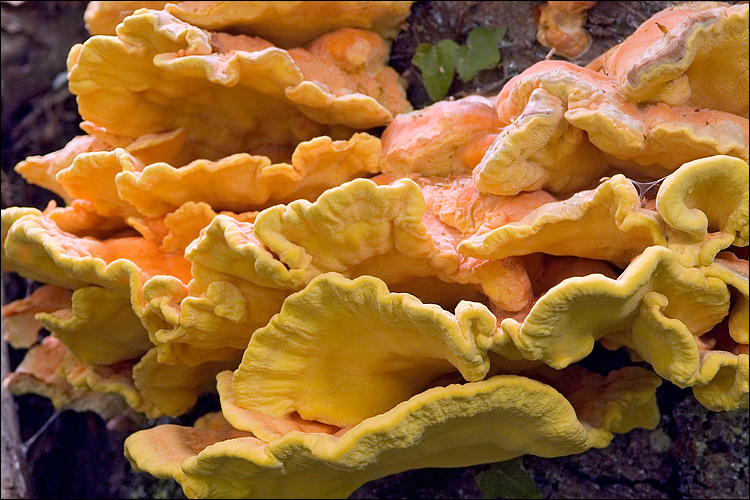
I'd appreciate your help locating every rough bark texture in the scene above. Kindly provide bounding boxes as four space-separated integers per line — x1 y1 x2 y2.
2 300 33 500
1 2 748 499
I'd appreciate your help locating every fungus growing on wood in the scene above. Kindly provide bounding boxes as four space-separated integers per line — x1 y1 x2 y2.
68 9 410 159
535 1 597 59
84 1 413 47
124 361 661 499
2 1 748 498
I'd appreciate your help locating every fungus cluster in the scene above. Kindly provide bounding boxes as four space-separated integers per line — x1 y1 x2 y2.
535 1 597 59
1 2 747 498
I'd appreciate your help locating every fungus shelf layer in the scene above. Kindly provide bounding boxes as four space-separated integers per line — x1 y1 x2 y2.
2 2 748 499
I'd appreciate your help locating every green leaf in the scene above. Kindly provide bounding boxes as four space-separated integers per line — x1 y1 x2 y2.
411 26 506 101
476 458 542 499
412 39 460 101
457 26 507 82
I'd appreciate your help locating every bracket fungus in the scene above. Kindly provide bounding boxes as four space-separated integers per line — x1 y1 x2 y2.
84 1 414 47
380 95 504 178
2 336 132 419
179 176 552 313
68 8 410 160
474 59 748 196
459 172 666 267
592 1 749 115
124 360 662 499
1 284 73 349
229 273 496 427
535 1 598 59
48 132 382 220
2 1 748 499
461 154 749 268
33 286 152 366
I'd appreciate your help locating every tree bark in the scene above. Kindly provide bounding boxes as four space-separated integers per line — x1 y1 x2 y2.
1 282 33 499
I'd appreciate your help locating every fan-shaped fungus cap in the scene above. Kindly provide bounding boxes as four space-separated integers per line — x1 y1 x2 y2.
380 95 503 178
655 155 749 267
493 246 737 403
34 286 152 365
475 60 748 196
5 336 240 419
1 207 204 371
123 204 283 368
597 2 749 116
283 28 411 128
42 200 131 240
628 290 747 411
84 2 413 47
114 132 381 218
14 127 202 217
2 208 244 416
2 336 130 418
691 352 748 411
461 173 665 267
475 83 609 196
2 208 192 293
231 273 496 427
704 252 749 346
463 155 749 269
1 284 73 349
141 266 290 367
2 334 220 419
3 335 80 409
130 348 241 417
602 245 748 412
535 1 597 59
124 366 660 499
37 132 379 222
67 10 409 159
184 177 541 312
185 179 443 289
621 104 748 179
14 135 111 204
